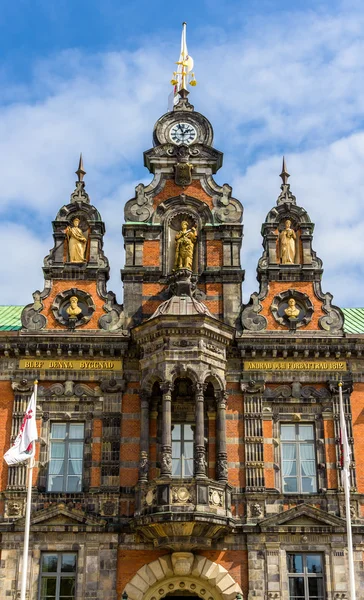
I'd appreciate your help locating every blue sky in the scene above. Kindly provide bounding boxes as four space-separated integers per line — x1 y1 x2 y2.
0 0 364 307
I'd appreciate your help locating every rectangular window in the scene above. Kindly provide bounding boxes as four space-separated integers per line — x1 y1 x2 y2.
281 424 317 493
47 423 84 493
172 424 194 477
287 553 324 600
39 552 77 600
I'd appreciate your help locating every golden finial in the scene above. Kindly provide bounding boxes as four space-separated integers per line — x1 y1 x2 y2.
170 22 197 95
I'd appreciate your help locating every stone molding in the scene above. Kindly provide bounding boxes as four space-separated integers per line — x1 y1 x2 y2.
124 553 243 600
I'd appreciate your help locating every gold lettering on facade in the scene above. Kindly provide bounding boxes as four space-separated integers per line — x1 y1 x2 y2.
244 360 347 371
19 359 122 371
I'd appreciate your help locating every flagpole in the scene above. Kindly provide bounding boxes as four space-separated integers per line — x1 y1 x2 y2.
339 381 356 600
20 379 38 600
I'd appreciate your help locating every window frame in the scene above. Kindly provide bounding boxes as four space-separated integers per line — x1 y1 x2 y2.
39 552 77 600
172 423 194 478
47 422 85 493
287 552 325 600
281 423 317 494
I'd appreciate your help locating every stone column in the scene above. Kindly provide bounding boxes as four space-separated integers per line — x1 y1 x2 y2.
194 383 207 478
160 382 172 478
216 390 228 481
139 392 149 482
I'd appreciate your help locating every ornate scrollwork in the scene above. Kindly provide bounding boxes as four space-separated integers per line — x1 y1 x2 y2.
317 290 344 334
99 291 125 332
241 292 268 331
21 290 47 331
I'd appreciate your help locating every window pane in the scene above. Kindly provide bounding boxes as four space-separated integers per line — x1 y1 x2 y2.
172 424 181 440
299 444 315 460
61 554 77 572
306 555 323 574
302 477 317 493
69 424 84 439
48 475 64 492
281 425 296 440
172 458 181 476
288 554 303 573
282 444 297 460
42 554 58 573
40 577 57 599
59 577 76 596
283 477 298 493
66 476 82 492
184 458 194 477
172 442 181 458
50 442 65 459
51 424 67 439
184 441 194 459
283 460 297 476
289 577 305 597
298 424 314 440
68 459 82 476
184 425 194 440
69 442 83 460
308 577 324 598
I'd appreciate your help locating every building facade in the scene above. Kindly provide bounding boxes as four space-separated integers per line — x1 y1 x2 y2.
0 85 363 600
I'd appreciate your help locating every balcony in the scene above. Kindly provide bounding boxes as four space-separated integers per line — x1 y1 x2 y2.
133 478 234 550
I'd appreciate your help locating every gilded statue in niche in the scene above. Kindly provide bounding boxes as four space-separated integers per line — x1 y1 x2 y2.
174 221 197 270
66 296 82 318
279 219 296 264
284 298 300 318
65 218 87 263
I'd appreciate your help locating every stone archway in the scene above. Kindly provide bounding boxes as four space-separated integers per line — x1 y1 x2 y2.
124 553 243 600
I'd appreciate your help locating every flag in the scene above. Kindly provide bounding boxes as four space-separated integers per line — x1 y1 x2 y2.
4 389 38 465
339 382 351 486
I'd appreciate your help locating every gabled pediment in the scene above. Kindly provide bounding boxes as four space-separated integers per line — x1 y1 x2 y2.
15 503 106 531
260 504 345 531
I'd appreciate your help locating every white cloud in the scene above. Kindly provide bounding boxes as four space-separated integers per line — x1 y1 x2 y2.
1 3 364 308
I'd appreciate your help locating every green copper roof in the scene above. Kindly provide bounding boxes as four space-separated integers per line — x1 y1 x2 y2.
0 306 24 331
1 305 364 334
341 308 364 334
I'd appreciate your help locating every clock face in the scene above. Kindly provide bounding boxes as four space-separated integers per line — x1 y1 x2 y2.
169 122 197 145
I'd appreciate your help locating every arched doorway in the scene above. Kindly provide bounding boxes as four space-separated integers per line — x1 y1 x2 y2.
124 553 243 600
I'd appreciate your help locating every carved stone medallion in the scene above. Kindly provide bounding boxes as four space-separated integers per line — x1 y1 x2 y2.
270 288 314 329
51 288 96 328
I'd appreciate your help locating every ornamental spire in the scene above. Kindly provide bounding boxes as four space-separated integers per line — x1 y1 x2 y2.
277 156 296 205
70 153 90 204
75 153 86 182
280 156 290 185
170 22 197 95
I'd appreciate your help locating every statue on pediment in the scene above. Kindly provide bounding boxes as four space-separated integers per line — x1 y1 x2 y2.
279 219 296 264
65 217 87 263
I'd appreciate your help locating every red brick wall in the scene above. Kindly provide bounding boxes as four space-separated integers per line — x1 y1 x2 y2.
152 180 213 210
120 382 141 489
351 383 364 493
0 381 13 494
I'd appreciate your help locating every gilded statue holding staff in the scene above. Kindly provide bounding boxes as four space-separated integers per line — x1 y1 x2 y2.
174 221 197 270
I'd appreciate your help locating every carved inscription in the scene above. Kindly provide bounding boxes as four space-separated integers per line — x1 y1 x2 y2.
245 360 346 371
19 359 122 371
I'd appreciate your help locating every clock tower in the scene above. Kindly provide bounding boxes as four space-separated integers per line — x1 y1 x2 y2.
122 86 244 328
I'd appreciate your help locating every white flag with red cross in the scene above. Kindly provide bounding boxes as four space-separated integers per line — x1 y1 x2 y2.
4 390 38 465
